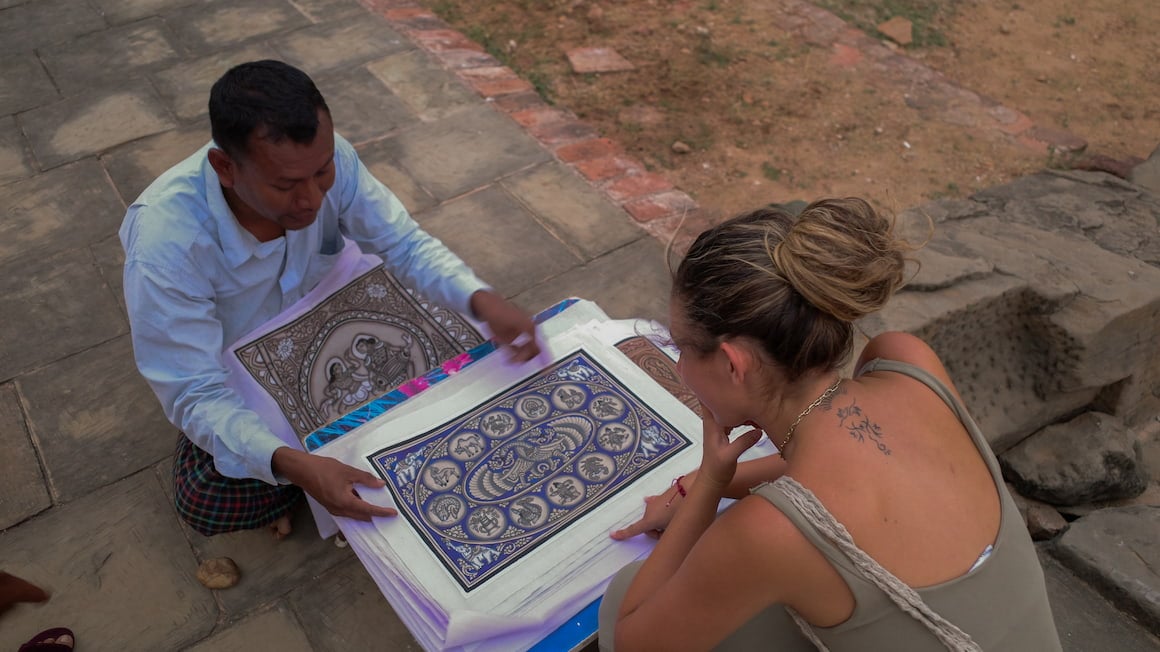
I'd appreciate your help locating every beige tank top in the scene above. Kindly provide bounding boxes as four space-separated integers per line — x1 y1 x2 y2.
748 359 1062 651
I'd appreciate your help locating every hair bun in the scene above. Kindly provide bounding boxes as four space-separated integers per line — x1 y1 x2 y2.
771 198 908 322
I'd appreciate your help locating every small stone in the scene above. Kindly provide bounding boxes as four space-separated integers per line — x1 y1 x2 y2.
694 25 710 36
565 47 635 74
586 4 604 24
197 557 240 590
1026 503 1068 540
999 23 1012 35
877 16 913 46
1036 73 1048 82
671 141 692 154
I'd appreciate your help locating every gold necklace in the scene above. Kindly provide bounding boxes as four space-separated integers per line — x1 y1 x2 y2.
777 377 843 460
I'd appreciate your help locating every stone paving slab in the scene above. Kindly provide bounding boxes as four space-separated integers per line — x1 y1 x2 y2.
91 235 129 316
0 115 35 185
366 50 478 122
100 120 210 204
183 603 316 652
151 43 283 122
356 137 437 214
0 159 127 267
39 17 183 95
315 67 418 145
1041 550 1160 651
380 103 551 201
513 236 671 324
270 13 410 77
0 0 107 56
88 0 195 26
165 0 311 55
180 496 354 618
287 557 422 651
20 84 177 170
286 0 368 23
0 247 127 382
501 161 642 262
0 383 51 530
0 470 217 651
1052 506 1160 632
0 52 60 116
18 335 174 502
418 185 580 298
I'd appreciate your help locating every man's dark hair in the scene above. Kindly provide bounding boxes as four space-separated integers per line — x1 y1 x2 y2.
209 60 330 159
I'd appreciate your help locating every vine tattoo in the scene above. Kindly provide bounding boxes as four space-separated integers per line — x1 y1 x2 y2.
835 398 892 456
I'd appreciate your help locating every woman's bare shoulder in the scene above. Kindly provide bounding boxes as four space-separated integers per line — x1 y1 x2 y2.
854 332 962 399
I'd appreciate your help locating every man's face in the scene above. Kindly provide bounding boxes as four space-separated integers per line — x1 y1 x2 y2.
215 110 337 234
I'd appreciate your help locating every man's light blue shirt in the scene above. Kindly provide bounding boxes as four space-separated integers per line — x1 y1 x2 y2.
120 133 488 485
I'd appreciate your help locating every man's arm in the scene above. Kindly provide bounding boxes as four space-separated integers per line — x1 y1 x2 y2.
123 255 287 485
330 135 539 360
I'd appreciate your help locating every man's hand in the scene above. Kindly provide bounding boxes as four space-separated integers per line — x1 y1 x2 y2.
271 447 397 521
470 289 540 362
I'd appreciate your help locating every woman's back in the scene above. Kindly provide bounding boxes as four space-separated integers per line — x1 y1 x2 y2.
742 355 1060 651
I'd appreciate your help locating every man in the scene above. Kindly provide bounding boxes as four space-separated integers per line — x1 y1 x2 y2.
120 60 539 538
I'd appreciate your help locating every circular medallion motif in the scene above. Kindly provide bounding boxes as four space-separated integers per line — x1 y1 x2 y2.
449 432 487 461
422 461 462 491
426 494 466 527
597 423 636 452
576 453 615 482
545 475 585 507
507 495 550 529
478 410 518 438
466 506 507 540
588 393 626 420
515 395 551 420
550 384 588 412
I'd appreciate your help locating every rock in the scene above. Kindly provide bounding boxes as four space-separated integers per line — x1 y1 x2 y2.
1006 482 1030 524
1001 412 1148 506
671 141 691 154
566 47 635 74
1129 144 1160 195
1068 153 1145 180
1027 125 1087 154
586 4 604 25
1053 506 1160 632
1026 502 1068 540
877 16 913 46
197 557 241 590
1056 480 1160 519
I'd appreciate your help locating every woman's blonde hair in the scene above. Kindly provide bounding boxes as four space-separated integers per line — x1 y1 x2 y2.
673 198 910 380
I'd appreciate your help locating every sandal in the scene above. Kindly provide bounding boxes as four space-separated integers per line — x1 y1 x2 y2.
18 627 75 652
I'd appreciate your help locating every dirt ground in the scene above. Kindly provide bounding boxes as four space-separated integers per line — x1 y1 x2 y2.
429 0 1159 219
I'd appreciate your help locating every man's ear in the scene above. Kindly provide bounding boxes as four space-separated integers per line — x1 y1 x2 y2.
718 340 751 385
208 148 238 188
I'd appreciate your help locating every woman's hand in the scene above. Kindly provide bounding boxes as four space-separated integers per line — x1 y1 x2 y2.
610 470 699 540
699 414 763 493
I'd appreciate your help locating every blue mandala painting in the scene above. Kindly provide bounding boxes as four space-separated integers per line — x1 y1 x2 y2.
368 349 691 591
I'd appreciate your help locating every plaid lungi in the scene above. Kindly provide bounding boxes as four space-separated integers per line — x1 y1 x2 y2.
173 434 303 536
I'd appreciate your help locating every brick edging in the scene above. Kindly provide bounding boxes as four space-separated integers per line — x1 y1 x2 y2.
358 0 701 245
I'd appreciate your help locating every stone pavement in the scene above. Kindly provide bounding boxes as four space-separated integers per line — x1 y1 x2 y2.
0 0 1157 650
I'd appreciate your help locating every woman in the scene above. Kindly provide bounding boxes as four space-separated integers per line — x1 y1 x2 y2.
599 199 1060 651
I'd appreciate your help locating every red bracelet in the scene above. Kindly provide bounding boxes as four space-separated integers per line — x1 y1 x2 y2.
664 474 687 507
